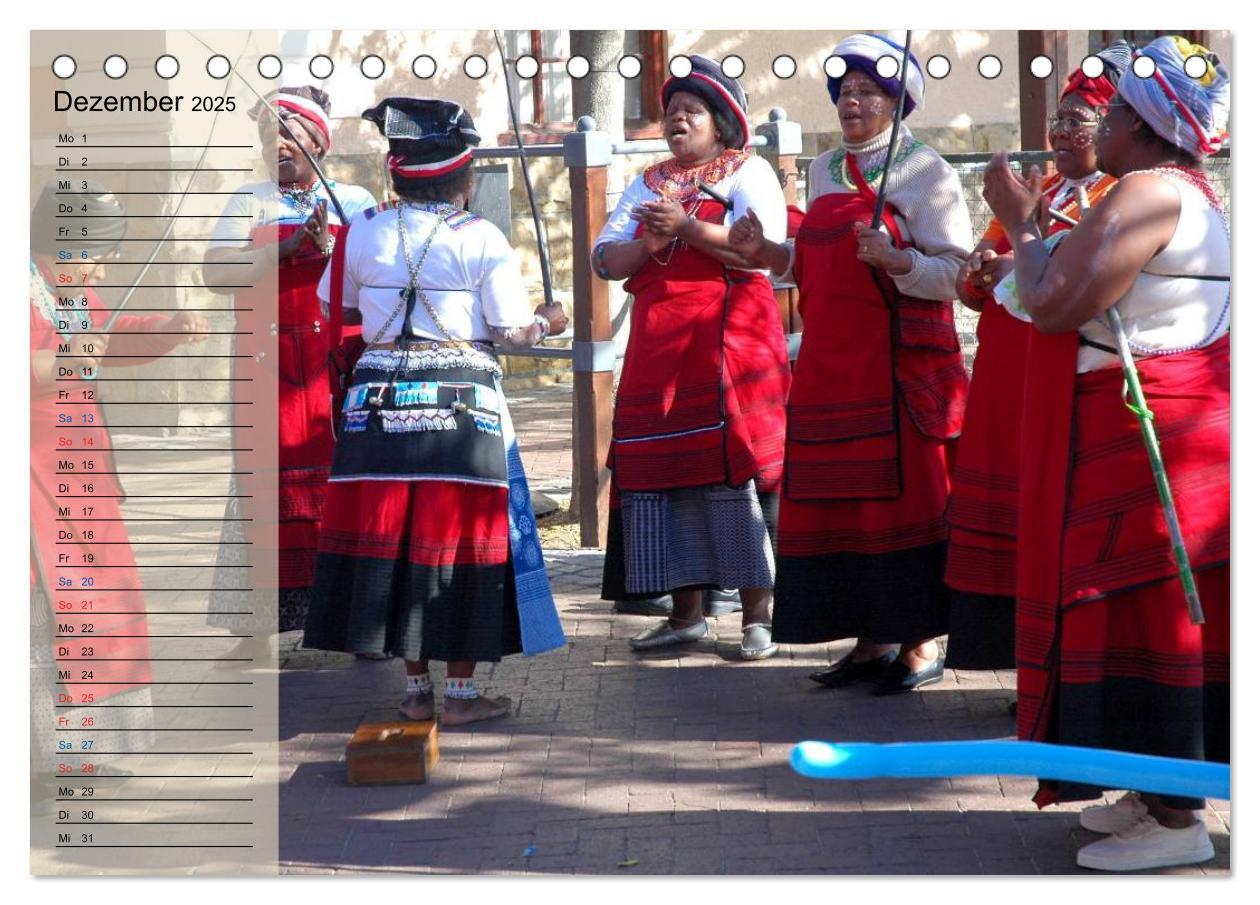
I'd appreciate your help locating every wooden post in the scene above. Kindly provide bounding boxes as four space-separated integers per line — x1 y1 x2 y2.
1018 30 1070 154
565 119 615 548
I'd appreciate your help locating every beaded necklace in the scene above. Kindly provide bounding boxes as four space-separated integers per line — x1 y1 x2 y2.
279 180 319 217
829 133 923 191
643 149 748 204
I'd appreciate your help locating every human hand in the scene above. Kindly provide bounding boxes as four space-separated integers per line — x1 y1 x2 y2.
983 151 1045 230
534 302 569 336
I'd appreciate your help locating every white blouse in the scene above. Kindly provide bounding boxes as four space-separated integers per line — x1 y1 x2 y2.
209 180 377 246
595 153 788 272
1076 171 1230 373
317 203 535 345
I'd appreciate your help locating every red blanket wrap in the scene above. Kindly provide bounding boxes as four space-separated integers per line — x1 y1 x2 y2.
237 222 357 588
610 198 789 493
776 159 967 556
1015 333 1230 804
946 173 1116 597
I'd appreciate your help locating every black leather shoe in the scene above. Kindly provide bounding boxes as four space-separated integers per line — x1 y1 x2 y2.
872 656 946 695
809 650 897 688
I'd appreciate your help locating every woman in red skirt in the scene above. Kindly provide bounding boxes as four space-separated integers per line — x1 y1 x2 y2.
944 43 1131 673
203 87 376 644
302 98 567 725
983 35 1229 871
30 182 209 783
732 34 971 693
594 55 791 660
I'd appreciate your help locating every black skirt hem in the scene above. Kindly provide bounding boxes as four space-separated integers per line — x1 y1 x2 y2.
772 542 951 645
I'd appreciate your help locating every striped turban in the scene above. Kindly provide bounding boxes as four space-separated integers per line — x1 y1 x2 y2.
1118 36 1229 159
827 33 925 117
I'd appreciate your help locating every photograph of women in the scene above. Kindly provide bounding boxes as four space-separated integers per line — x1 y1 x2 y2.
18 8 1236 888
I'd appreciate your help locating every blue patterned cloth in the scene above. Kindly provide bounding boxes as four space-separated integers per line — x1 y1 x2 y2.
505 442 566 655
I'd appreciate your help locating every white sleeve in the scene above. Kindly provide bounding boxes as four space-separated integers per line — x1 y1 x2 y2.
730 155 787 244
595 176 651 248
475 224 533 328
208 189 257 248
890 154 974 300
316 214 364 312
338 185 379 221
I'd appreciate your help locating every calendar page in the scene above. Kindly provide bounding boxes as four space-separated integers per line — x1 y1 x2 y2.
23 20 1233 881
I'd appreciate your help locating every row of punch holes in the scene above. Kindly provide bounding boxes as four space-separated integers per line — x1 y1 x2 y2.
49 51 1208 84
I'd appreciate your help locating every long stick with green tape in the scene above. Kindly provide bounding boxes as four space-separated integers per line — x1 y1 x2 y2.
1075 186 1205 625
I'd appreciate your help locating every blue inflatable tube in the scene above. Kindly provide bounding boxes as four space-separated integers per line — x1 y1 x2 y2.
791 740 1229 801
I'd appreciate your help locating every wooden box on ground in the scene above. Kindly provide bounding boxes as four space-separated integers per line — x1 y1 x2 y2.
345 721 439 785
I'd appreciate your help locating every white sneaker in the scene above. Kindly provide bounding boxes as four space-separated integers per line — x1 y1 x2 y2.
1079 791 1149 834
1076 815 1214 872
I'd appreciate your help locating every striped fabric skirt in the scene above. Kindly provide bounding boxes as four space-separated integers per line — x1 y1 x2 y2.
616 480 776 596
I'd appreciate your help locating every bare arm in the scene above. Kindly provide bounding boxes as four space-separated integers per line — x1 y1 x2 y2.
995 173 1179 333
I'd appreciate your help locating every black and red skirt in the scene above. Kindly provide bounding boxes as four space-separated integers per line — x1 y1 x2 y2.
303 342 564 662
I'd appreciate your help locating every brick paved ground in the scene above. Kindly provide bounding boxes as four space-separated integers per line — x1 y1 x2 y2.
267 384 1230 876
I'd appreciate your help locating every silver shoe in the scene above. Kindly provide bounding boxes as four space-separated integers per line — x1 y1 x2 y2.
629 618 710 651
739 623 779 660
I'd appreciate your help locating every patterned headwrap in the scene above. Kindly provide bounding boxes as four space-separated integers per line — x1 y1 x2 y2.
660 54 751 149
1060 40 1133 107
250 86 333 153
1117 35 1229 158
827 33 925 116
362 97 481 181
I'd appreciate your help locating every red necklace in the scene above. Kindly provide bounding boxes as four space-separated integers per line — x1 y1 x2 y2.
643 149 749 203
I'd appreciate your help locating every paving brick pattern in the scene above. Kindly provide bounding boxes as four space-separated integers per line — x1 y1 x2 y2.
270 384 1230 876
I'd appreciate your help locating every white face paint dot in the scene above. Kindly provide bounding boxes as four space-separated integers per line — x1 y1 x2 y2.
1185 54 1209 80
154 54 179 79
52 55 77 79
1030 55 1054 79
721 55 745 79
875 55 900 79
463 55 488 79
926 54 951 79
360 55 385 79
103 55 128 80
1133 55 1156 79
206 54 231 80
617 55 642 79
1080 55 1105 79
772 54 797 79
308 54 334 80
823 55 847 80
668 55 692 78
257 54 282 80
978 55 1002 79
412 55 437 79
567 55 591 79
514 55 540 80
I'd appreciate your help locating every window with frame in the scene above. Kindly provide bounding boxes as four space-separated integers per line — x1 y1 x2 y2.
1090 29 1206 51
503 30 667 141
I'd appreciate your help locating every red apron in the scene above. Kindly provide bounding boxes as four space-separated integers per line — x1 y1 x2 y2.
610 199 789 493
776 159 967 557
1015 334 1230 799
238 222 356 588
